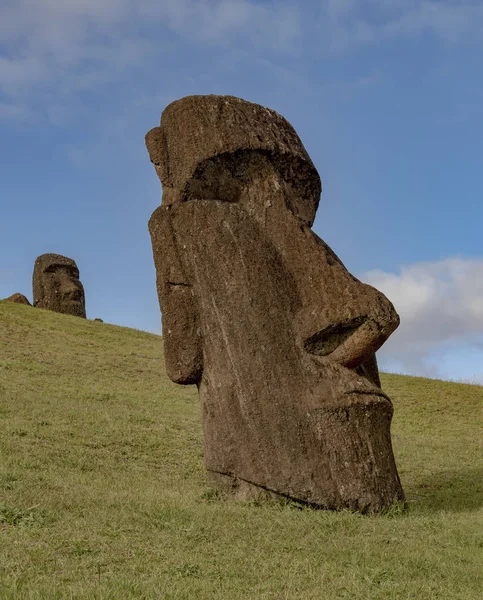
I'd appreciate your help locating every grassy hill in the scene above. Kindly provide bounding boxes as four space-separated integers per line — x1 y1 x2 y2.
0 301 482 599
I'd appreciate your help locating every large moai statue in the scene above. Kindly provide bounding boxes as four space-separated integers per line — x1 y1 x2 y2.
146 95 404 511
33 254 86 318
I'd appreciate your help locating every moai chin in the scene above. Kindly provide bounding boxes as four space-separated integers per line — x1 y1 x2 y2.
33 253 86 318
146 95 404 512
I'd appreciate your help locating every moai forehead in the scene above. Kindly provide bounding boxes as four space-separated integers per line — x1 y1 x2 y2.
34 253 79 275
145 95 322 225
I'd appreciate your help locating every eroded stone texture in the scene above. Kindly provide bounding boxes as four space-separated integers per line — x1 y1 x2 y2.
147 95 404 511
33 254 86 318
4 293 31 306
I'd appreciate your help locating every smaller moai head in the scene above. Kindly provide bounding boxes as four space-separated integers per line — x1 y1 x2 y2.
32 254 86 318
3 293 31 306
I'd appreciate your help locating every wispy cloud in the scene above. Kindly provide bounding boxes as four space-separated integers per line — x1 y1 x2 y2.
2 0 483 122
0 101 30 121
320 0 483 53
0 0 302 121
362 258 483 379
383 1 483 42
140 0 301 49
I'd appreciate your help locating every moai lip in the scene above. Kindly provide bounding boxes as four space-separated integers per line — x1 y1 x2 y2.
146 95 404 512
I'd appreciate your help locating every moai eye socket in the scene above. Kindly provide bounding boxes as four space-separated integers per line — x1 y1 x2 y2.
43 264 79 279
186 154 242 203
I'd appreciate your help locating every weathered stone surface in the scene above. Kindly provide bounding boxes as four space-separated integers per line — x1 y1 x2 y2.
4 293 31 306
147 95 404 511
33 254 86 318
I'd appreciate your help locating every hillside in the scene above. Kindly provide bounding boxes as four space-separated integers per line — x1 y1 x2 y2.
0 301 482 599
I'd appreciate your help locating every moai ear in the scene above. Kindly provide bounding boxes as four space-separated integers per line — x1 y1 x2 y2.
145 127 169 185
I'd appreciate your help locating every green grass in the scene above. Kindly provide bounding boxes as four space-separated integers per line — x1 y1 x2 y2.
0 301 482 599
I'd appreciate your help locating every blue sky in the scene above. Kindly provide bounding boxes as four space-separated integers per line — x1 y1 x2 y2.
1 0 483 382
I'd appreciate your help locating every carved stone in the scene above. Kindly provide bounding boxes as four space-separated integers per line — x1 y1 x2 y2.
33 254 86 318
146 95 404 511
4 293 31 306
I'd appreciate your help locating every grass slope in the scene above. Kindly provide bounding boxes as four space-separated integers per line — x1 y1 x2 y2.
0 301 482 599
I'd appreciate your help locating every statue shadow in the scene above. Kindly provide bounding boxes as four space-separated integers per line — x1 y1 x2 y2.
407 467 483 513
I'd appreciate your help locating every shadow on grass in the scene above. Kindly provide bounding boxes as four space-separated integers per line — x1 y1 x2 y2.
408 467 483 513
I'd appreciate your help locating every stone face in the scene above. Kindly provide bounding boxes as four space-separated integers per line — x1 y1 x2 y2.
4 293 31 306
147 94 404 511
32 254 86 318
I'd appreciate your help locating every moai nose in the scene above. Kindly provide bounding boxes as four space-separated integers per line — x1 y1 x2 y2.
60 277 80 295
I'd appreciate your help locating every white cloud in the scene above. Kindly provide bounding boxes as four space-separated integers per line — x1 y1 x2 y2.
321 1 483 54
383 1 483 42
138 0 301 47
2 0 483 121
0 0 301 121
362 258 483 380
0 102 31 121
325 0 357 22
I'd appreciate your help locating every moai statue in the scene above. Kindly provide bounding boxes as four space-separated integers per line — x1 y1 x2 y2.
3 293 31 306
33 254 86 318
146 95 404 511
